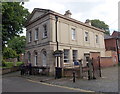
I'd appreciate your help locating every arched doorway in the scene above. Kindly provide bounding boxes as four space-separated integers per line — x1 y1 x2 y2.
41 50 47 66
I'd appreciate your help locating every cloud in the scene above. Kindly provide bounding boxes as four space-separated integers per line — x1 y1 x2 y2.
22 0 119 36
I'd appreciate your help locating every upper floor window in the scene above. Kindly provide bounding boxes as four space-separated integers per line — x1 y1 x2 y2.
71 28 76 40
96 35 99 43
35 28 39 40
64 49 69 63
28 31 32 42
72 50 78 62
43 24 47 38
85 32 88 41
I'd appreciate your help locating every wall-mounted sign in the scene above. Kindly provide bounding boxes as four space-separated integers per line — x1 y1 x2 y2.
53 50 63 57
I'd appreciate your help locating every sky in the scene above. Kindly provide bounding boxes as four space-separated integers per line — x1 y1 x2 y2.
21 0 120 36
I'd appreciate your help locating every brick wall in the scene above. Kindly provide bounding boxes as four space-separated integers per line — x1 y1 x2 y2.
100 57 117 68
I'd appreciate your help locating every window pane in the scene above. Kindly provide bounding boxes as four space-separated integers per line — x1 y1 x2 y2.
72 28 76 40
73 50 77 62
85 32 88 41
35 28 38 40
64 49 69 63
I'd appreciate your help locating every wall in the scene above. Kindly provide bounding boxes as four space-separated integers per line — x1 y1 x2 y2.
100 57 117 68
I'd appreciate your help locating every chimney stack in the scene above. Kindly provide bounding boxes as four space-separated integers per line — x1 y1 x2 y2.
64 10 72 17
85 19 91 25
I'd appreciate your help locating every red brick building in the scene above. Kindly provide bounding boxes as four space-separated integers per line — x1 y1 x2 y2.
104 31 120 63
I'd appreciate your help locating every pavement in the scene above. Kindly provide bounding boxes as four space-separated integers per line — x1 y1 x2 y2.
2 66 119 93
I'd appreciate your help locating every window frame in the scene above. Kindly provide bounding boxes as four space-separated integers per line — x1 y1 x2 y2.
35 28 39 40
64 49 70 63
43 24 47 38
85 32 89 42
71 28 76 40
72 50 78 62
28 31 32 43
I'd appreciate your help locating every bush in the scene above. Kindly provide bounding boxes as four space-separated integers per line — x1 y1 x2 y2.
5 62 14 68
16 62 23 66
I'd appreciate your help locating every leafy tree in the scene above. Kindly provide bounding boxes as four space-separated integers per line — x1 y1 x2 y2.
3 47 18 59
91 19 110 35
2 2 29 47
8 36 26 55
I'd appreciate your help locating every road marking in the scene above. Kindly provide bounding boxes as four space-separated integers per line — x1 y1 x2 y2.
27 79 94 92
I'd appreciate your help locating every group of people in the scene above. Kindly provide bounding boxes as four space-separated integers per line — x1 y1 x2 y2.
20 63 32 75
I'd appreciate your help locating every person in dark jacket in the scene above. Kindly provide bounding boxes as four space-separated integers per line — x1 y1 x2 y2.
28 63 32 75
20 64 25 76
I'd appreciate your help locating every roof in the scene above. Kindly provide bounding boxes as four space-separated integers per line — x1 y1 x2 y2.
25 8 105 33
112 31 120 38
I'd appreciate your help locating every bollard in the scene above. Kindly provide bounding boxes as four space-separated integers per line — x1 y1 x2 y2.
73 71 75 83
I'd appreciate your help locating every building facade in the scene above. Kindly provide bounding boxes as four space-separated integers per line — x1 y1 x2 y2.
104 31 120 63
25 8 105 75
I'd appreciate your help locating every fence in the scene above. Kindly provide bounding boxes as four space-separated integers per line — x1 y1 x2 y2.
63 57 101 80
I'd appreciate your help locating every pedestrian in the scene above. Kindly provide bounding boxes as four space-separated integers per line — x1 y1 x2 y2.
28 63 32 75
20 63 25 76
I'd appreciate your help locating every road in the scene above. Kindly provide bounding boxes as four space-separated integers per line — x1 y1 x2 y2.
2 74 85 92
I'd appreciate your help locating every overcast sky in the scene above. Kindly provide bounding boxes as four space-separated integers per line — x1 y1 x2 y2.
21 0 120 36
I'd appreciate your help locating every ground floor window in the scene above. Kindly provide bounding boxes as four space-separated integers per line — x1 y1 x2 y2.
72 50 78 62
64 49 69 63
42 50 47 66
34 52 38 66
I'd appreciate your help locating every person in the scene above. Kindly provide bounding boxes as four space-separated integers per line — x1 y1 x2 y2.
20 63 25 76
28 63 32 75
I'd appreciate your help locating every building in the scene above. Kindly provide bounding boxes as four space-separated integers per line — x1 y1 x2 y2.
25 8 105 75
104 31 120 63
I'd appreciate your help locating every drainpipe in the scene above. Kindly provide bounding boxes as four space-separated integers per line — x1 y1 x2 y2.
55 15 59 67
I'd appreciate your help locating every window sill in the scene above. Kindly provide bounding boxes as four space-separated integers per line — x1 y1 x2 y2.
42 37 48 40
34 39 39 41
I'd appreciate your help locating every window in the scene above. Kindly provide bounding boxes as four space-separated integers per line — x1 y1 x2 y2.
34 52 38 66
71 28 76 40
35 28 39 40
43 24 47 38
96 35 99 43
73 50 78 62
28 52 31 62
64 49 69 63
85 32 88 41
28 31 32 42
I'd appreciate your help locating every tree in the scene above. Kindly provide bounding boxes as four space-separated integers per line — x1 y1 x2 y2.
2 2 29 47
8 36 26 55
91 19 110 35
3 47 18 59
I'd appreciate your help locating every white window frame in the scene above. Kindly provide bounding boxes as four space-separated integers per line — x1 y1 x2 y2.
85 32 89 41
71 28 76 40
64 49 69 63
28 31 32 42
35 28 39 40
43 24 47 38
72 50 78 62
34 52 38 66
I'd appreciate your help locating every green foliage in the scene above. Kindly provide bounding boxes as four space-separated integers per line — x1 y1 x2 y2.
2 2 29 47
3 47 18 59
91 19 110 35
8 36 26 55
2 61 23 68
16 62 23 66
3 62 14 68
